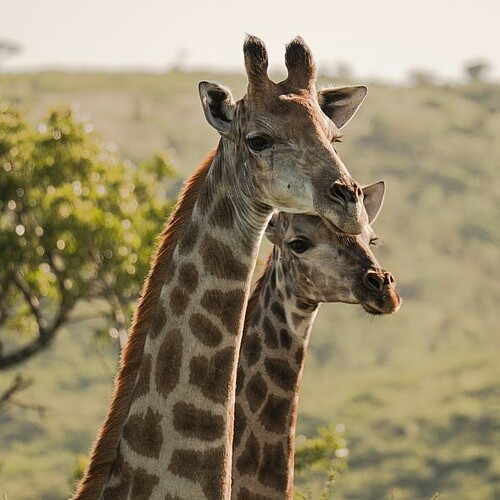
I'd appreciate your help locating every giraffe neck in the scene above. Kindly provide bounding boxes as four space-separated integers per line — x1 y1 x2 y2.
76 141 272 500
232 247 319 499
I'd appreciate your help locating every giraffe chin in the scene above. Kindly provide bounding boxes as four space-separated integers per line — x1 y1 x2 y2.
321 218 349 237
360 301 399 316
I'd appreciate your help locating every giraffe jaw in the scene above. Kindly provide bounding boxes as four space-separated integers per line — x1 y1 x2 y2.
360 300 400 315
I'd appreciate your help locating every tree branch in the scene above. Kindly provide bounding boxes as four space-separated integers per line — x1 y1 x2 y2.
10 272 48 331
0 374 46 417
0 287 75 371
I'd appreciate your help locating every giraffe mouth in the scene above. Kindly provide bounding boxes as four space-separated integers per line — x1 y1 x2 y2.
321 214 364 237
361 302 384 315
361 301 400 315
321 218 344 236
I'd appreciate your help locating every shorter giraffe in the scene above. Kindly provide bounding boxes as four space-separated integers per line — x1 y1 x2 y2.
232 181 401 499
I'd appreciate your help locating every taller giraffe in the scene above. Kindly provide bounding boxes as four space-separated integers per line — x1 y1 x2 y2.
75 35 370 500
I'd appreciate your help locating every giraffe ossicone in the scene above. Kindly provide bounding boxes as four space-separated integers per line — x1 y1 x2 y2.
75 35 372 500
233 182 401 499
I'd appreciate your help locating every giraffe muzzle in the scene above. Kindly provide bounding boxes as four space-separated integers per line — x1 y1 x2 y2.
361 269 401 315
328 180 362 207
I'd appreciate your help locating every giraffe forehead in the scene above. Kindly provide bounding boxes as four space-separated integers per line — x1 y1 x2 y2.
244 89 332 137
282 214 325 240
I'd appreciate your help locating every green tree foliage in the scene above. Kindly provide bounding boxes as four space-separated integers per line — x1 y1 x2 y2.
294 426 348 499
0 105 174 368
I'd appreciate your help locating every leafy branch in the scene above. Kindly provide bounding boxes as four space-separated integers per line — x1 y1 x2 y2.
0 105 174 369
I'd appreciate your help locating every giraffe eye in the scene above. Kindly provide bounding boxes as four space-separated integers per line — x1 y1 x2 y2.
247 135 273 152
369 237 380 246
288 238 312 254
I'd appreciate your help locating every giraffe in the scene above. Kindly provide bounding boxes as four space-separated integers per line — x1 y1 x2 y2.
232 182 401 499
75 35 371 500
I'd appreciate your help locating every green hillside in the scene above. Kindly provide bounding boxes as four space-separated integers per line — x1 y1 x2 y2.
1 71 499 499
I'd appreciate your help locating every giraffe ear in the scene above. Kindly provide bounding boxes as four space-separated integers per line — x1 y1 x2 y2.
362 180 385 224
199 81 236 136
264 211 280 245
317 85 367 129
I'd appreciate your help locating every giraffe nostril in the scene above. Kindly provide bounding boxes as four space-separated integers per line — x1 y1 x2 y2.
364 271 384 292
329 182 351 205
384 271 395 286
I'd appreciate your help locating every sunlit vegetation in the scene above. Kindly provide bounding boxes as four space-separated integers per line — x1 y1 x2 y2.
0 71 499 499
0 105 175 369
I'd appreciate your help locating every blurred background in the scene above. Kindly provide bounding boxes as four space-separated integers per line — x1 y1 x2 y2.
1 1 499 498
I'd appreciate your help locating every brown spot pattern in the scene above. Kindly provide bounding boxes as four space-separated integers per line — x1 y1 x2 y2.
235 432 260 476
236 366 246 395
209 196 236 229
189 313 222 347
264 357 297 392
195 188 213 217
168 446 225 499
264 286 271 308
189 346 235 404
150 304 167 339
246 372 268 413
178 262 199 292
258 442 288 491
163 261 176 287
233 402 246 448
263 317 278 349
101 450 131 499
242 332 262 366
102 460 159 500
201 288 245 332
101 479 129 500
271 301 286 323
259 394 290 434
173 401 224 441
134 354 152 398
251 303 262 326
280 328 293 350
201 234 248 281
130 468 160 498
237 487 271 500
177 221 199 255
155 328 183 398
295 346 305 365
170 285 190 316
122 407 163 459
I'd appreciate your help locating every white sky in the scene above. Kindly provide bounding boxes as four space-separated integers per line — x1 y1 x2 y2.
1 0 499 82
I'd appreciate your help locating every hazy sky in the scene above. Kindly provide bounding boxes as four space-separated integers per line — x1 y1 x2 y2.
2 0 499 82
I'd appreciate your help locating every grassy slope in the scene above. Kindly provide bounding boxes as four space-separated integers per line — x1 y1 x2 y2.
1 72 499 499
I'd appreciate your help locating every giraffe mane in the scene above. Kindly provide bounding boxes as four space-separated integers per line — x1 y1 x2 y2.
74 148 216 499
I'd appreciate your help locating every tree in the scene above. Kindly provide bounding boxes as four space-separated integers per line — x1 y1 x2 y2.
0 105 174 369
0 39 22 67
464 60 491 82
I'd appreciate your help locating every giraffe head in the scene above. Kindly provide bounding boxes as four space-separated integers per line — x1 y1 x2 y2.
198 35 369 235
265 181 401 314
